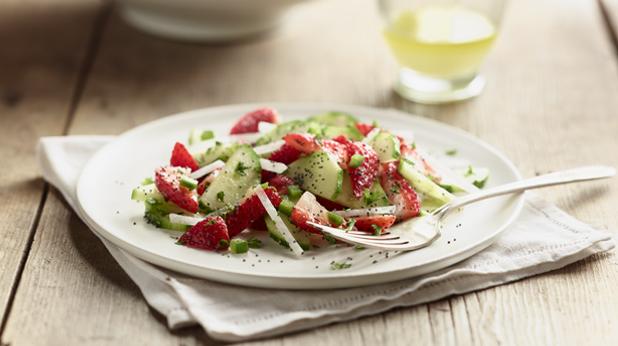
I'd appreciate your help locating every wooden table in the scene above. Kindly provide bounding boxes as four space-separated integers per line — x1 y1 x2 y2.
2 0 617 344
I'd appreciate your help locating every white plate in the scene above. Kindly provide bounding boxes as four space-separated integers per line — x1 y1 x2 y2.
77 103 524 289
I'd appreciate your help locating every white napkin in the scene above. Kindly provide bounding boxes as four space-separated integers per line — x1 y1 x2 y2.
37 136 615 342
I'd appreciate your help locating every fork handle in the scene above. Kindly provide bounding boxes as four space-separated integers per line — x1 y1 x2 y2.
447 165 616 210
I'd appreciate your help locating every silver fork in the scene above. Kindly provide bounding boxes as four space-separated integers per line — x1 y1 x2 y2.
308 166 615 251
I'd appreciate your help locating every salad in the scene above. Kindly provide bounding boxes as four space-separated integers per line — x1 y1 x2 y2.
131 107 489 256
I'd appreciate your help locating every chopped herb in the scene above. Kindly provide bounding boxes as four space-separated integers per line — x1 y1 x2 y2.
229 239 248 253
473 177 488 189
445 149 458 156
235 162 250 176
363 189 380 205
327 212 344 227
323 233 337 245
247 238 263 249
371 120 379 128
216 191 225 202
411 142 417 150
330 261 352 270
179 176 198 190
201 130 215 140
141 177 154 185
371 224 382 236
354 245 366 251
345 219 356 232
465 165 474 177
349 154 365 168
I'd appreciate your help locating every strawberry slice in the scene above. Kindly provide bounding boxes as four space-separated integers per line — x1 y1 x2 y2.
379 162 420 221
230 107 279 134
262 144 303 181
356 122 375 136
290 192 330 233
354 215 396 233
178 216 230 251
170 142 199 171
346 141 379 198
155 166 198 213
268 144 302 164
196 167 221 195
225 187 282 237
283 133 320 154
322 138 349 168
316 196 345 211
267 174 295 195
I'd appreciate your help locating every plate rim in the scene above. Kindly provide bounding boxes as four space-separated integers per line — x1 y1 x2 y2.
76 102 524 289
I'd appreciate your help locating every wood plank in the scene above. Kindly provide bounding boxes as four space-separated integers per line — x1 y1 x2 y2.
4 0 618 344
0 0 101 331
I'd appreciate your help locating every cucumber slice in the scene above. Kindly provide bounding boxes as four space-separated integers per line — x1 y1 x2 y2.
200 145 261 211
333 173 390 208
265 215 311 251
309 112 358 127
370 132 401 162
285 151 343 200
144 203 189 232
322 125 363 141
131 184 159 202
194 142 238 167
399 159 453 204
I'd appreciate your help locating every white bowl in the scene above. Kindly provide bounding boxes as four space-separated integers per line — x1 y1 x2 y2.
117 0 311 42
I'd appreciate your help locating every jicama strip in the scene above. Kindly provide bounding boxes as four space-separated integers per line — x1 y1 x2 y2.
190 160 225 179
260 158 287 173
169 213 204 226
253 140 285 155
255 186 304 256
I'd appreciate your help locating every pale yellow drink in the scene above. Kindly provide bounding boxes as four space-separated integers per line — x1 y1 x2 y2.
384 5 497 79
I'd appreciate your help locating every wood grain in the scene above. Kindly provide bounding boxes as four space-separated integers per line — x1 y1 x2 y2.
0 0 101 330
3 0 618 344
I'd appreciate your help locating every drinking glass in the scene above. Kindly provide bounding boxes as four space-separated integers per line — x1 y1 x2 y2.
379 0 507 104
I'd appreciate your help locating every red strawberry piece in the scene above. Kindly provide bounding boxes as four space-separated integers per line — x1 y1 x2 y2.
196 168 221 195
250 217 267 231
290 192 329 234
316 196 345 211
225 187 282 237
268 144 303 164
356 122 375 136
322 139 350 168
346 141 379 198
179 216 230 251
283 133 320 154
170 142 199 171
379 162 420 221
230 107 279 134
267 174 295 195
354 215 396 233
155 166 198 213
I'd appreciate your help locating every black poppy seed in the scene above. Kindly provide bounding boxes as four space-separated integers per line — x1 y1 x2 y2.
372 260 378 264
280 260 284 263
251 264 255 267
133 222 136 226
447 241 451 244
315 266 319 269
242 259 246 262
